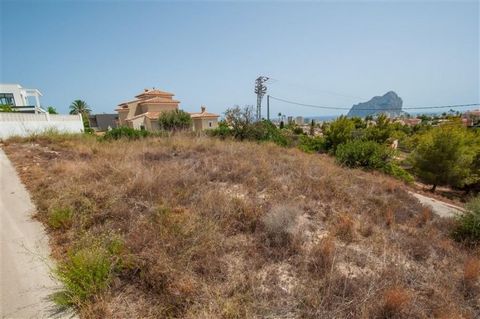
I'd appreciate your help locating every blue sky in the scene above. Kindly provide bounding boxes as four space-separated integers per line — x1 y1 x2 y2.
1 0 478 117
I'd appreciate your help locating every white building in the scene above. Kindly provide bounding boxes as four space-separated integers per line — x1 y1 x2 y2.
295 116 304 125
0 83 45 113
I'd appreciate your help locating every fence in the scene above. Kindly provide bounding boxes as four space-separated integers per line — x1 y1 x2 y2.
0 113 84 139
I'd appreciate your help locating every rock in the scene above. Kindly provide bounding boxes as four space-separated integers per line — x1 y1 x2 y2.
347 91 403 118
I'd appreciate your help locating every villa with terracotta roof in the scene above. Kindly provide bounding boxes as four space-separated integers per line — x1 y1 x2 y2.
116 88 219 131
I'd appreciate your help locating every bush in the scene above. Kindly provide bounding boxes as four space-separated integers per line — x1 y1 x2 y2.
53 247 113 309
102 126 150 140
452 196 480 244
0 104 15 112
335 140 394 170
246 120 290 146
208 121 232 139
382 163 414 183
48 207 73 230
381 287 411 317
158 109 192 131
292 126 304 135
308 237 335 275
298 135 326 153
410 123 479 192
262 205 300 248
324 116 355 152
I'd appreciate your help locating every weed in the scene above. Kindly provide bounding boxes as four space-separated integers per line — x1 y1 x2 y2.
381 286 410 317
262 205 300 247
333 214 355 242
48 207 73 230
463 257 480 295
453 196 480 244
307 237 335 276
53 247 113 309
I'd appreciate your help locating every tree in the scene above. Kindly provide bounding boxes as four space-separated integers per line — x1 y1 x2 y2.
69 100 93 133
324 116 355 152
69 100 91 115
309 119 315 136
224 105 255 140
410 123 478 192
47 106 58 114
365 114 392 143
158 109 192 131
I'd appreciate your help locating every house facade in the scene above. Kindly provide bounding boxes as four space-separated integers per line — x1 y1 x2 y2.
88 114 119 131
190 106 220 131
0 83 45 113
116 88 219 131
461 109 480 127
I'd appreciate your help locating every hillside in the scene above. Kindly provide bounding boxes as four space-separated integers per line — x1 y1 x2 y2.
3 134 479 319
348 91 403 118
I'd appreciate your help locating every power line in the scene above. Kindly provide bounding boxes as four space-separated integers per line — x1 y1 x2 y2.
267 77 367 101
269 95 480 111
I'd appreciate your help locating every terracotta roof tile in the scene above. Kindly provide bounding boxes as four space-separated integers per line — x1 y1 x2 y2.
135 89 175 98
189 112 219 118
139 97 180 104
126 112 162 121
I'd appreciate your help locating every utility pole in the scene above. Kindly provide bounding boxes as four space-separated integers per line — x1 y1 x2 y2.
254 76 269 121
267 95 270 121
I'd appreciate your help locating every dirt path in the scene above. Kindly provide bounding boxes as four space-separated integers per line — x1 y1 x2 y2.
0 148 71 318
409 191 465 218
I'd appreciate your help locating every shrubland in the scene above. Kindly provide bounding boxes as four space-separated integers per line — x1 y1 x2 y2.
3 132 479 318
210 108 479 193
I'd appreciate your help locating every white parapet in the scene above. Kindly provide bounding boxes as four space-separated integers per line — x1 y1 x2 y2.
0 113 84 139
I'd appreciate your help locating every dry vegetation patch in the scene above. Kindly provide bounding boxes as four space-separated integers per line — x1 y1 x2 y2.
2 134 479 318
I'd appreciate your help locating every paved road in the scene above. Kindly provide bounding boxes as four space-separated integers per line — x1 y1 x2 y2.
0 148 69 318
410 191 465 218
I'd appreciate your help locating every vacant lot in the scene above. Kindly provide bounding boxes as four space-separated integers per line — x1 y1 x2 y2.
3 134 479 318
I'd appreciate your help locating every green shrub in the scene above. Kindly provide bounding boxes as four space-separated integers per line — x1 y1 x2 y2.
47 106 58 114
53 247 113 309
335 140 394 169
0 104 15 112
208 121 232 139
324 116 355 152
246 120 290 146
382 163 414 183
48 207 73 230
102 126 150 140
298 135 326 153
292 126 304 135
409 123 479 192
452 197 480 244
84 127 95 135
158 109 192 131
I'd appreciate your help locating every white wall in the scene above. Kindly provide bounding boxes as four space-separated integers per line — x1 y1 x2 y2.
0 113 84 139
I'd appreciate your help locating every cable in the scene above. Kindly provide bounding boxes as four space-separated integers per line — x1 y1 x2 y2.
269 95 480 111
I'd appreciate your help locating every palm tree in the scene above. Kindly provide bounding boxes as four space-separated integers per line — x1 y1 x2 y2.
69 100 91 115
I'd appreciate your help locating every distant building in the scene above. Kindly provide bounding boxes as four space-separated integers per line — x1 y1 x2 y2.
462 109 480 127
190 106 220 131
0 83 45 113
115 88 219 131
88 114 118 131
295 116 304 125
402 118 422 126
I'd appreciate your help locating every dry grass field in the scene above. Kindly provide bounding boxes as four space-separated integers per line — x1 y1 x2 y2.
3 133 479 318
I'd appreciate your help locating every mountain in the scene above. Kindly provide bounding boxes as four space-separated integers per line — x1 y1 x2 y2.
347 91 403 118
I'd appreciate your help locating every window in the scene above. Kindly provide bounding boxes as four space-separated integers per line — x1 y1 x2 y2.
208 121 213 128
0 93 15 106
